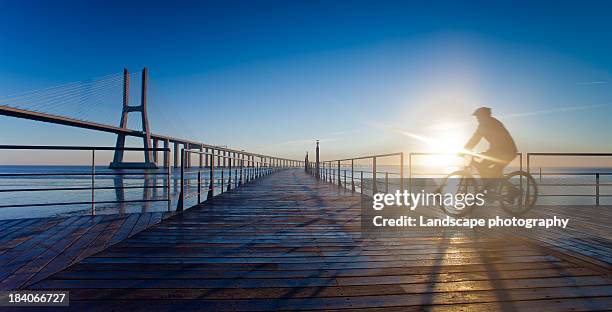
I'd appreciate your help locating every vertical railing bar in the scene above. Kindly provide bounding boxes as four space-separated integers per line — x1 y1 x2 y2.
197 170 201 204
360 171 363 195
167 148 172 211
408 153 412 194
351 159 355 192
385 172 389 193
337 160 341 188
596 173 600 206
208 153 214 199
372 156 377 195
91 148 95 215
178 148 184 211
399 152 404 194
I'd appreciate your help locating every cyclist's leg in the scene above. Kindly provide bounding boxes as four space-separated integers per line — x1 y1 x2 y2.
479 152 512 193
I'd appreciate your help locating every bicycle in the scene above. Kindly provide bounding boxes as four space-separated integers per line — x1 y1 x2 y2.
437 154 538 217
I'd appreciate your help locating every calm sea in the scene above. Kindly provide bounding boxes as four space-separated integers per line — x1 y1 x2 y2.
1 165 610 220
0 165 248 220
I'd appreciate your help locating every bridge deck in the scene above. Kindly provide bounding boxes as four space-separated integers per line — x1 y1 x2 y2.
0 211 174 290
26 169 612 311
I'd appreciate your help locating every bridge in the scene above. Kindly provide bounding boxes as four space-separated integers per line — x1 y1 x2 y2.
0 70 610 311
0 68 299 169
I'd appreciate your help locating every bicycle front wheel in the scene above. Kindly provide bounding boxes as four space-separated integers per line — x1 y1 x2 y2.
438 170 480 217
499 171 538 216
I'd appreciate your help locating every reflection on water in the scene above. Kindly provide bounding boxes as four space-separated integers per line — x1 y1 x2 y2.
0 166 254 220
1 165 611 220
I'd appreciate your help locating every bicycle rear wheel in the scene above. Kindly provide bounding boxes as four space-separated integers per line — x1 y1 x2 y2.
499 171 538 216
438 170 480 217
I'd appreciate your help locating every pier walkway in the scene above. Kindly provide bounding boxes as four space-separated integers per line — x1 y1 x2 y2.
0 211 175 290
23 169 612 311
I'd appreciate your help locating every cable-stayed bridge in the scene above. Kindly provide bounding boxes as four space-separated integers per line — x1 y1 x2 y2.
0 68 299 169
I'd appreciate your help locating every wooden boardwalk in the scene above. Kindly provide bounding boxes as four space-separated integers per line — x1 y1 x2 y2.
20 169 612 311
0 211 174 290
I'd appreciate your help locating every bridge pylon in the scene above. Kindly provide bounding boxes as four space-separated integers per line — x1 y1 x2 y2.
109 68 158 169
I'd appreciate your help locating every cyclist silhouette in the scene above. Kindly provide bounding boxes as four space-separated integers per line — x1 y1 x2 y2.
464 107 517 179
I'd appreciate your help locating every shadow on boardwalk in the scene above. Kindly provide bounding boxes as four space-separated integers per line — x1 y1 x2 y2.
16 169 612 311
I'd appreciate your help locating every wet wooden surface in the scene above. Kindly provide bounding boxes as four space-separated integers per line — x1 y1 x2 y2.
0 211 174 290
21 169 611 311
472 204 612 269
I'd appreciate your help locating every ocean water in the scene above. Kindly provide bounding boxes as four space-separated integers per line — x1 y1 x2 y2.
0 165 259 220
320 164 612 206
1 165 610 220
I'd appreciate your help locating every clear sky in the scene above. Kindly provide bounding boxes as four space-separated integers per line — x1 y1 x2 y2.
0 0 611 164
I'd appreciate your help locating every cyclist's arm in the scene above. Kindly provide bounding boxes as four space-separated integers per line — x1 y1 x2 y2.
464 126 483 151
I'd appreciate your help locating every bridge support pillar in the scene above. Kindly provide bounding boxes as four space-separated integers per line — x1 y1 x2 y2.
109 68 157 169
174 141 180 168
163 139 169 168
185 143 190 168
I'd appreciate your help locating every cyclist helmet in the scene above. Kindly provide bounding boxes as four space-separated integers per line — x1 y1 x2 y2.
472 107 492 117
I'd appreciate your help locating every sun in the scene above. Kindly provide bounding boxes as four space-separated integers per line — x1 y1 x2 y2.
416 131 467 174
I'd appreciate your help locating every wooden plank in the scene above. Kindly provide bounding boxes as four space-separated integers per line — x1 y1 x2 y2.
41 296 612 311
0 212 171 290
16 169 612 312
107 213 141 246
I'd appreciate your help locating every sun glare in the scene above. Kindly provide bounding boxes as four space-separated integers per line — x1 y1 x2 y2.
404 129 469 174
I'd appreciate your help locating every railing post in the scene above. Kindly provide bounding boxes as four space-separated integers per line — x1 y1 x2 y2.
208 153 214 199
173 141 179 168
221 167 224 193
315 140 320 180
385 172 389 193
337 160 341 187
360 171 363 195
399 152 404 194
408 153 412 194
351 159 355 192
372 156 377 194
596 173 600 206
240 154 244 185
228 153 232 191
167 153 172 211
91 149 95 215
177 149 184 211
197 170 201 204
526 153 530 174
537 167 541 180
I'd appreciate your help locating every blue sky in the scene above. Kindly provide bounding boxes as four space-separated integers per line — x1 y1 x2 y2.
0 0 611 163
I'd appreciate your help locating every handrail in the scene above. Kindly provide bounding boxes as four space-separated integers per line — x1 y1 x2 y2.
0 144 305 216
527 153 612 206
0 145 172 214
0 145 167 151
306 152 404 196
175 148 302 211
307 149 612 206
327 152 404 162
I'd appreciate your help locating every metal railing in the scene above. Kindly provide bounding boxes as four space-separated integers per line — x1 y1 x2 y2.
176 148 302 211
1 145 305 216
307 152 404 196
0 145 171 214
527 153 612 205
308 151 612 205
